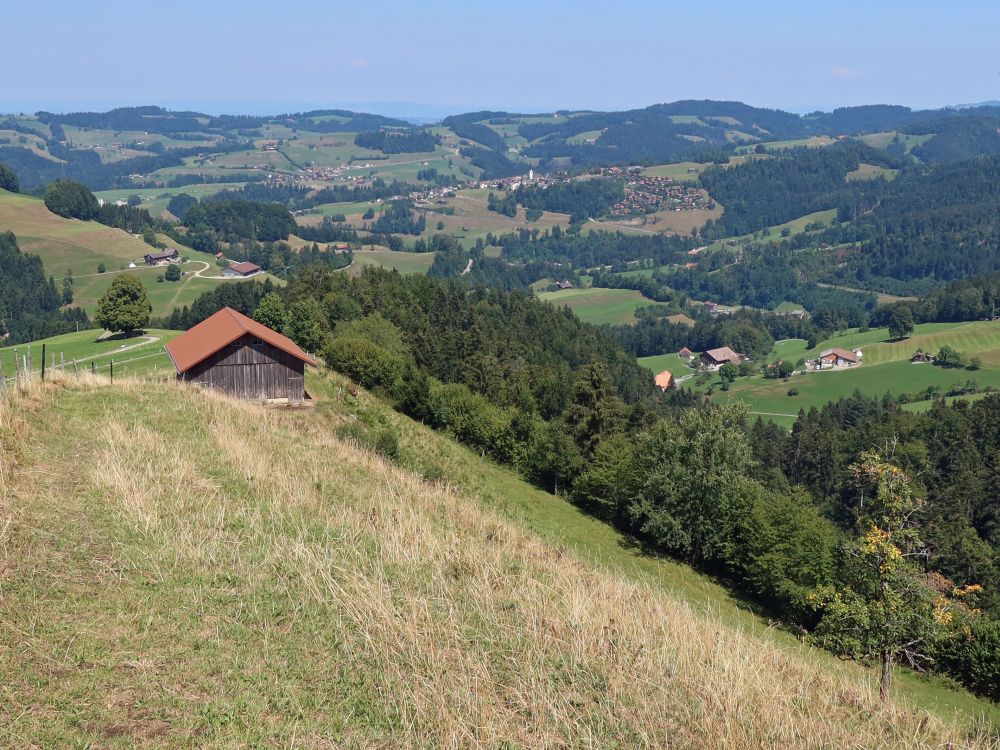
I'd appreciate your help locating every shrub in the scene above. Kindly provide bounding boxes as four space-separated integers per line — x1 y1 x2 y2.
325 337 406 394
336 421 400 463
787 387 799 396
929 610 1000 702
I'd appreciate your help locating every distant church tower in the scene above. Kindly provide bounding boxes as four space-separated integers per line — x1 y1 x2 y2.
528 168 534 181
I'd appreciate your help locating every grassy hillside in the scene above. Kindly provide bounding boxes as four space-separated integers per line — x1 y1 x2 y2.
0 189 269 317
1 372 998 747
346 248 436 276
1 328 180 379
0 188 157 277
538 287 657 325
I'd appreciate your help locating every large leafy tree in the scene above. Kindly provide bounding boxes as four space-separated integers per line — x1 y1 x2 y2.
629 403 759 564
809 452 952 701
283 298 327 353
252 292 288 332
95 274 151 334
886 304 915 340
43 179 99 220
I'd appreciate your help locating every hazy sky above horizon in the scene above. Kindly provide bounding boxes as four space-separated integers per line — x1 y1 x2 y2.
3 0 997 116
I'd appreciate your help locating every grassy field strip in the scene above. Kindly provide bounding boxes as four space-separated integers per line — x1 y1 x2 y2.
861 321 1000 365
344 249 436 276
2 349 173 384
538 287 657 325
712 322 1000 421
640 322 1000 425
1 329 182 381
702 208 838 255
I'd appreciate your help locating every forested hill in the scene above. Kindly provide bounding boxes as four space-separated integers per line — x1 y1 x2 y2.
826 155 1000 287
699 140 905 236
37 105 409 134
515 101 1000 168
5 101 1000 191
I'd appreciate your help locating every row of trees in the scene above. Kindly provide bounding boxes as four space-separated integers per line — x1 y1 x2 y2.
182 199 297 245
354 129 438 153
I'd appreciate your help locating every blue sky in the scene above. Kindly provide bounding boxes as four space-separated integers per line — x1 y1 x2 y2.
2 0 997 116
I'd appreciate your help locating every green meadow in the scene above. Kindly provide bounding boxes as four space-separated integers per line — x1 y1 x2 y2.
661 321 1000 427
538 287 657 325
640 162 705 182
1 328 183 379
346 249 436 276
68 266 263 318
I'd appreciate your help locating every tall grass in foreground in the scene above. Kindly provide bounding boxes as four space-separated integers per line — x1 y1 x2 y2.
2 378 998 748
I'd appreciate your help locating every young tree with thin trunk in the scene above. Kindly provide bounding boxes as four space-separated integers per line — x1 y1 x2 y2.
809 451 952 702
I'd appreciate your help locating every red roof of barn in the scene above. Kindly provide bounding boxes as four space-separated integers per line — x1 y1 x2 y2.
164 307 317 374
228 261 261 274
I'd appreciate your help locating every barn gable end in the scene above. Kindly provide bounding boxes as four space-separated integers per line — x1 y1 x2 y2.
183 333 306 401
164 307 316 401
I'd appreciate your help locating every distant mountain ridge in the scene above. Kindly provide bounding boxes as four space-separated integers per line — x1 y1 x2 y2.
6 100 1000 191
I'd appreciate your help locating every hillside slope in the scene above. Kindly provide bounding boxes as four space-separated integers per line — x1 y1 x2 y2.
0 188 163 276
1 375 997 748
0 189 263 317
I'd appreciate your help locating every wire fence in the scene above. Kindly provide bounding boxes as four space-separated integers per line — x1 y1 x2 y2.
1 347 172 386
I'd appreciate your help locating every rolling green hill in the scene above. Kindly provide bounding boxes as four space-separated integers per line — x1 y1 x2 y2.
0 189 269 318
0 188 161 277
1 370 997 747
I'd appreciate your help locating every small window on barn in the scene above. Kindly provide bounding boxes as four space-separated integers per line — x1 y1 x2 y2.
251 338 264 347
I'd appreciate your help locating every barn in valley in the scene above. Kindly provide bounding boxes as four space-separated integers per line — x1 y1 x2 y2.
164 307 316 401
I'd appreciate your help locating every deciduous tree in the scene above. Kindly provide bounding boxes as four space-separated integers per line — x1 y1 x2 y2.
809 452 951 701
95 274 151 334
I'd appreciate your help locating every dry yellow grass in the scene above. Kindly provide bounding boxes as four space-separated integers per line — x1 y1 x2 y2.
0 377 997 748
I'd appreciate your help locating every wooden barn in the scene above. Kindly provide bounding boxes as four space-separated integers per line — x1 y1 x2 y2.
164 307 316 401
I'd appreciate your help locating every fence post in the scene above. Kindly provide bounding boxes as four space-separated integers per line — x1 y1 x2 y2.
41 343 46 382
110 359 114 384
91 361 95 375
